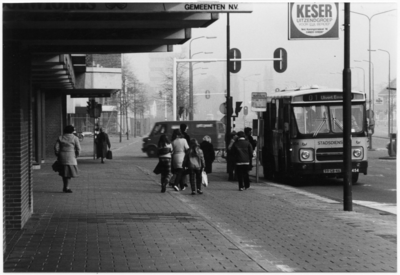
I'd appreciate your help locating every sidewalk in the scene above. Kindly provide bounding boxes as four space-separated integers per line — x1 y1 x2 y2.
4 137 396 272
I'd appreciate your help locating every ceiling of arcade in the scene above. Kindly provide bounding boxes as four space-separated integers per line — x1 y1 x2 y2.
3 3 219 90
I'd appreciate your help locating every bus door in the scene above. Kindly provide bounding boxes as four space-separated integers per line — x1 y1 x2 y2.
272 99 283 173
282 101 291 173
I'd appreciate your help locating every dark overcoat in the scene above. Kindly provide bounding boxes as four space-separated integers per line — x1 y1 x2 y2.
200 141 215 174
96 132 111 158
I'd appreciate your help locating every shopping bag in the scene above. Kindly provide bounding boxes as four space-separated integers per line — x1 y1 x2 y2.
106 150 113 159
153 161 162 175
201 171 208 187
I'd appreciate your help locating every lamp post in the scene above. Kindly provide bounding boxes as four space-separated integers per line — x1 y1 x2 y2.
351 66 365 93
355 59 375 150
350 8 396 113
377 49 394 155
189 36 216 120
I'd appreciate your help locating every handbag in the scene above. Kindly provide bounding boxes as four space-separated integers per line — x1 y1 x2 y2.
153 161 162 175
52 160 61 172
106 150 113 159
201 171 208 187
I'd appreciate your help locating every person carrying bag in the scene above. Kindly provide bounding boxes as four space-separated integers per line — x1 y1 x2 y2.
183 139 205 195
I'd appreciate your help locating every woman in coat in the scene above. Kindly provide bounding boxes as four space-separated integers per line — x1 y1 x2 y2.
54 125 81 193
157 134 173 193
96 128 111 163
184 139 205 195
171 129 189 191
200 135 215 178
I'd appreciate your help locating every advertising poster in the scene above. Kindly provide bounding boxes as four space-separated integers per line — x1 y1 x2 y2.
288 3 339 40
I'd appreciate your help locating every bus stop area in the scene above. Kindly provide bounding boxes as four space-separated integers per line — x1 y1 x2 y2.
4 136 396 272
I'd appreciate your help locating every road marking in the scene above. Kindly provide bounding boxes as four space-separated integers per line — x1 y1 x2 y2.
366 174 384 177
353 200 397 215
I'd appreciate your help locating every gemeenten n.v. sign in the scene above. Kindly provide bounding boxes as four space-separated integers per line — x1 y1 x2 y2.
288 3 339 40
3 3 252 13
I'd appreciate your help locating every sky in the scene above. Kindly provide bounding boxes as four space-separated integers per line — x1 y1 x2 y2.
127 1 398 122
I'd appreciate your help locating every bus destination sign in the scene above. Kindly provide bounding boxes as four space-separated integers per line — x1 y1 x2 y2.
303 93 353 102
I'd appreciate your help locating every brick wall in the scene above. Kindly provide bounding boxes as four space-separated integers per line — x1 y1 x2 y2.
3 43 33 233
45 93 64 159
86 54 121 68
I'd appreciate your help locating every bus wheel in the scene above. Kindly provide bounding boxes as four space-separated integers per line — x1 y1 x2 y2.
146 146 158 158
352 172 359 183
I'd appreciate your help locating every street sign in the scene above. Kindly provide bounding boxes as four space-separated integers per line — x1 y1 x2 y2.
219 103 226 114
251 92 268 112
229 48 241 73
220 116 226 124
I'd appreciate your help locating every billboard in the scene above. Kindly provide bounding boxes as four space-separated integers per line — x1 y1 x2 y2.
288 3 339 40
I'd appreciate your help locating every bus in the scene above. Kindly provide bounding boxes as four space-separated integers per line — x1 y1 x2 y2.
260 86 368 183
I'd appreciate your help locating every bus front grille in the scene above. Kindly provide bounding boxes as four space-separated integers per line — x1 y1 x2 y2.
316 148 343 161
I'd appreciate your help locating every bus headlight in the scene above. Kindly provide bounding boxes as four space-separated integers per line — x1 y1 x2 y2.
352 147 363 159
299 149 314 162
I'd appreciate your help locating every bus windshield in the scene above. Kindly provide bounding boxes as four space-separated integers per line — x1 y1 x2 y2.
292 104 364 136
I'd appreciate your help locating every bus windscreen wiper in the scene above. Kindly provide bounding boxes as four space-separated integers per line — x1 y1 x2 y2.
332 116 343 131
313 112 327 137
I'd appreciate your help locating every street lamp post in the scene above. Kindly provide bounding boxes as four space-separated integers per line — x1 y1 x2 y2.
351 9 396 150
189 36 216 120
377 49 394 156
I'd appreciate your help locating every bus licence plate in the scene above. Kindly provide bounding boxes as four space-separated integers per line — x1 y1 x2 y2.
323 169 341 173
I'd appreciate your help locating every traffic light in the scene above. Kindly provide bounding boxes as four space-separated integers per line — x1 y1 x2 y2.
243 106 248 116
87 100 95 117
235 101 243 116
229 48 241 73
94 103 102 118
273 47 287 73
178 106 184 118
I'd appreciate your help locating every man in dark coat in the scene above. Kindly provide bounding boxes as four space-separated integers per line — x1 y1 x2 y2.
231 131 253 191
96 128 111 163
180 123 191 145
200 135 215 174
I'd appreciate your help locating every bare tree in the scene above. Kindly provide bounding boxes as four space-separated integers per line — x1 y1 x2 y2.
159 54 190 120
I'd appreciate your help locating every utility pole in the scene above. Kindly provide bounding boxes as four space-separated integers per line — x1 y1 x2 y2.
343 3 352 211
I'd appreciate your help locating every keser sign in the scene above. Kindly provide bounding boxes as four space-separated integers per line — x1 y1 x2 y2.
288 3 339 40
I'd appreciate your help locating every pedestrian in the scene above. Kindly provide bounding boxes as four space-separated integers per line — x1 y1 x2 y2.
231 131 253 191
226 131 238 181
96 128 111 163
157 134 173 193
184 139 205 195
200 135 215 183
54 125 81 193
244 127 257 151
244 127 257 174
171 129 189 191
180 123 190 188
180 123 191 144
